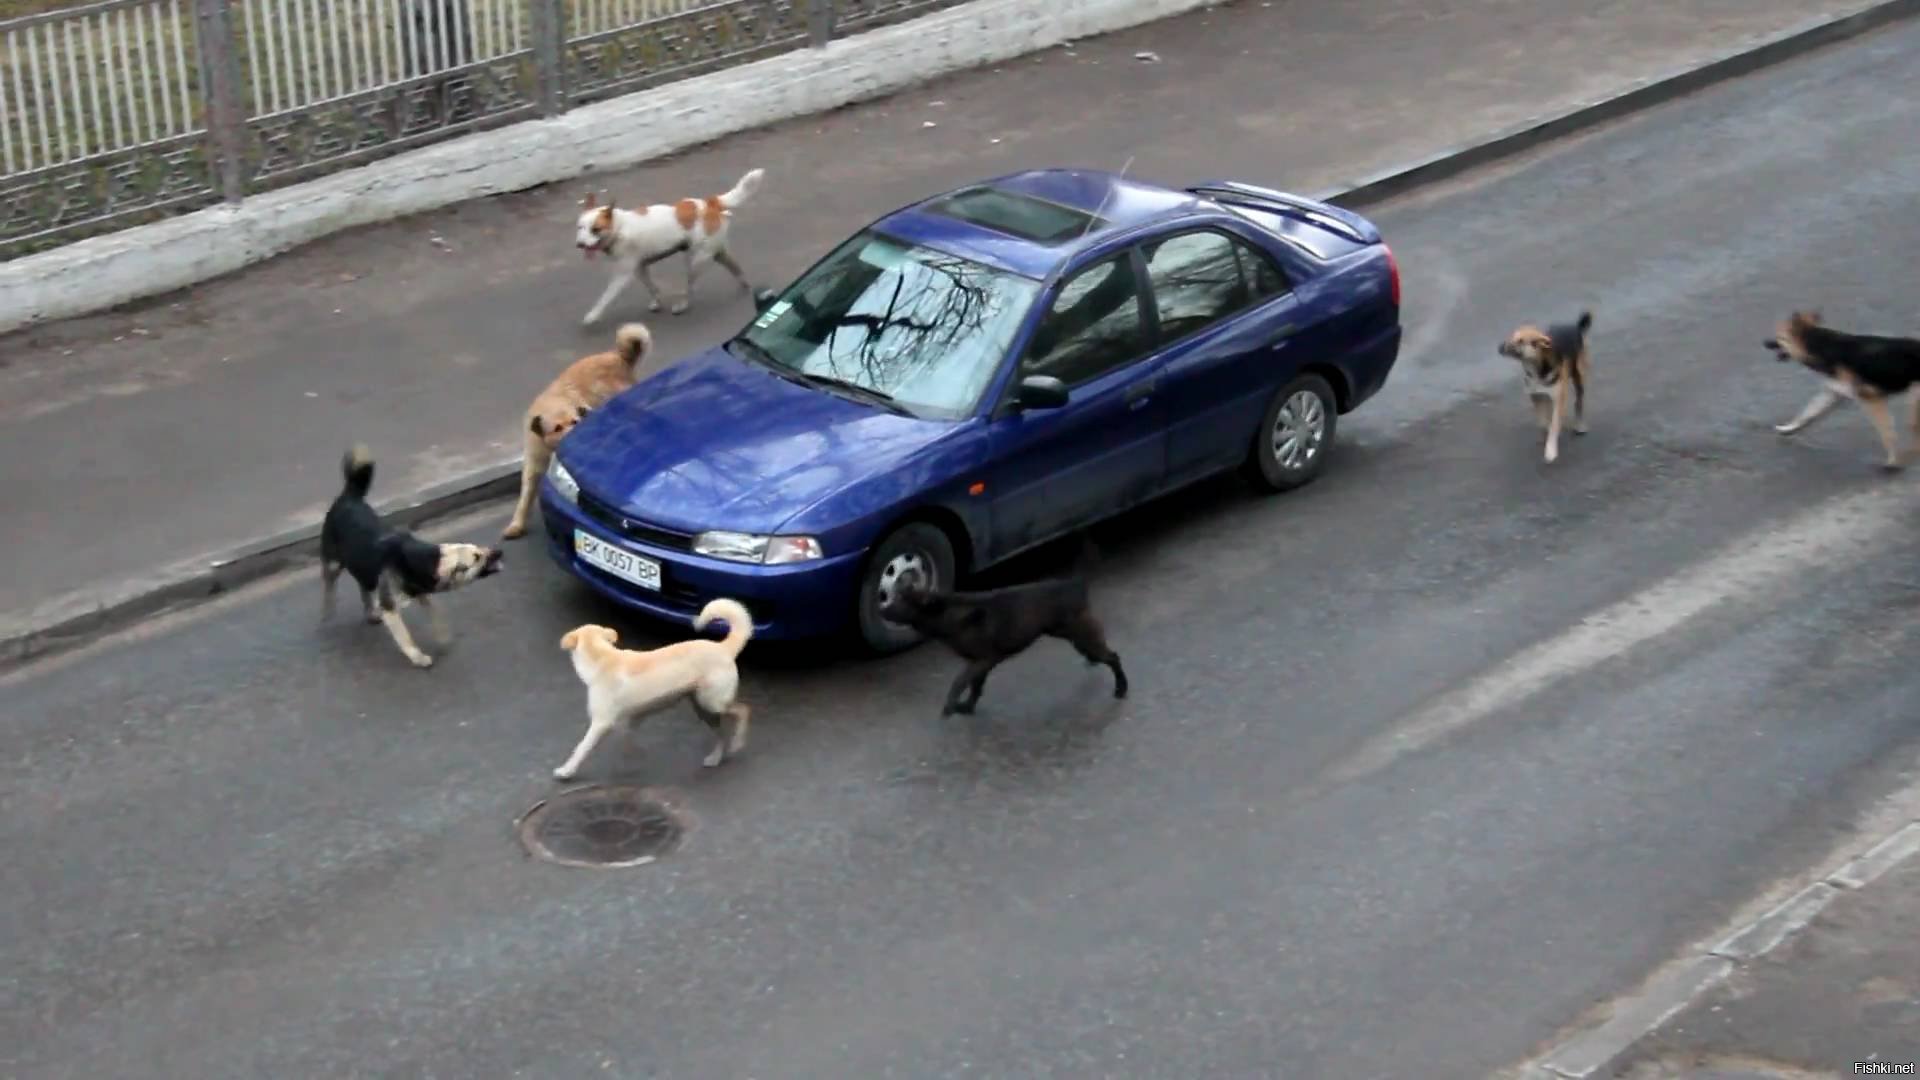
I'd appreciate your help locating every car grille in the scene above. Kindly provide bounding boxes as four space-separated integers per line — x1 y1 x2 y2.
577 490 696 552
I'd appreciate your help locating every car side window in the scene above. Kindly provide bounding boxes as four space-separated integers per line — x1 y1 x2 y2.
1022 254 1153 387
1141 230 1252 342
1233 234 1290 301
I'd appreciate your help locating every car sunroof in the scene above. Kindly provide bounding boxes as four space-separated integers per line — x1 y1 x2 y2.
925 186 1106 243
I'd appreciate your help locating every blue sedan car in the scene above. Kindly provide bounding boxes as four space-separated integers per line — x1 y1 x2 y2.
539 169 1402 652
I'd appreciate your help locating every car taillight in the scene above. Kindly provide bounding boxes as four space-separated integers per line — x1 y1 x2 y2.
1383 243 1401 307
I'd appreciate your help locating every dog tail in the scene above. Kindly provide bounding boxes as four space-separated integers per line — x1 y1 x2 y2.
694 597 755 657
613 322 653 368
1576 309 1594 336
340 444 375 498
717 168 765 210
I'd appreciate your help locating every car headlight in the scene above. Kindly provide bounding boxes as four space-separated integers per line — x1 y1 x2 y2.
546 457 579 504
693 531 823 565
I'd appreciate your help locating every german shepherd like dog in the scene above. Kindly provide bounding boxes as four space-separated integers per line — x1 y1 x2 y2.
879 539 1127 718
1766 310 1920 471
321 446 505 668
1498 310 1593 464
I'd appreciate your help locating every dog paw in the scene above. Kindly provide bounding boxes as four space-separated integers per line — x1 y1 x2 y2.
702 747 727 768
408 652 435 669
552 767 576 781
1774 423 1800 436
501 523 526 540
1543 447 1559 464
581 313 601 327
669 301 690 316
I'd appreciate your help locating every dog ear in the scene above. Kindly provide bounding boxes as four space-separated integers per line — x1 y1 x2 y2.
575 404 590 420
581 191 597 209
560 628 579 650
530 415 546 437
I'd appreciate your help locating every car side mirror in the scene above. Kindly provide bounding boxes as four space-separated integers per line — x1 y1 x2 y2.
1014 374 1069 411
752 287 780 314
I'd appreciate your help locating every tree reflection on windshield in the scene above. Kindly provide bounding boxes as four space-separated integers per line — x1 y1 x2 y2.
736 230 1040 419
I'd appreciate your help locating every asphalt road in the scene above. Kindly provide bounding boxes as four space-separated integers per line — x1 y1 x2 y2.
10 21 1920 1080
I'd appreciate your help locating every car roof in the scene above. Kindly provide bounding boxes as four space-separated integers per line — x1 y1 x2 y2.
872 169 1213 279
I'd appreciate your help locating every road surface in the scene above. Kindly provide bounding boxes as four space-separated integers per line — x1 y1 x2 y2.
9 18 1920 1080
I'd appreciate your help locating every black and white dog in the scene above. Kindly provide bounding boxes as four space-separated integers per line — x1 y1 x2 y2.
320 446 504 668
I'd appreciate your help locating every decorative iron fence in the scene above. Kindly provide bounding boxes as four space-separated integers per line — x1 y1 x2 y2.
0 0 970 257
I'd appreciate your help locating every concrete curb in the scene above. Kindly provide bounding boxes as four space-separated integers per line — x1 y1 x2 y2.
3 0 1917 674
1522 819 1920 1079
0 0 1230 336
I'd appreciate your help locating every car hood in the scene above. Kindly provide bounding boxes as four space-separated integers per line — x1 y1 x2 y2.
558 344 956 535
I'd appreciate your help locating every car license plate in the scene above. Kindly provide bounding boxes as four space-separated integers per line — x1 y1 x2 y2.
574 529 661 591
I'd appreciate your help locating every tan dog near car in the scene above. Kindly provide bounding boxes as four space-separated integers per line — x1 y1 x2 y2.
503 322 653 540
552 598 755 780
1498 309 1593 464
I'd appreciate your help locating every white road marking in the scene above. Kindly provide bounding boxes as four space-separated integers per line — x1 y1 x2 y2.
1327 484 1920 786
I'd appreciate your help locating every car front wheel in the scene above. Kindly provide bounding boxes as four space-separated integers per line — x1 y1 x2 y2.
1243 372 1338 492
854 521 957 655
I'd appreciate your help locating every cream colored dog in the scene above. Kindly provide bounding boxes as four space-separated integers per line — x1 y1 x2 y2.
552 598 754 780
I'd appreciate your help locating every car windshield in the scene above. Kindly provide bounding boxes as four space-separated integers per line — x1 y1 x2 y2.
730 230 1040 419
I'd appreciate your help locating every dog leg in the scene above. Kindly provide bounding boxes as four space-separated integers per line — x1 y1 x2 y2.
321 560 342 621
1530 395 1552 431
634 259 667 314
1572 373 1588 435
553 705 619 780
1907 391 1920 443
1059 615 1128 699
942 660 995 716
672 250 709 316
503 437 550 540
360 588 381 625
1776 388 1840 435
582 271 632 327
713 249 752 295
379 608 434 668
694 701 750 767
724 702 749 756
415 594 451 646
1860 396 1903 470
1543 378 1569 463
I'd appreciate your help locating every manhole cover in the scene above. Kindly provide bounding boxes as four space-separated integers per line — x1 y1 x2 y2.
517 785 686 868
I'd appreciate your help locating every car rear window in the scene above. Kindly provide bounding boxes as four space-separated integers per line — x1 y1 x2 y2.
926 186 1106 243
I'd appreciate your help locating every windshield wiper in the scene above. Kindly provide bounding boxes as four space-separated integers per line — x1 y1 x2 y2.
793 371 915 416
728 336 780 369
731 337 915 416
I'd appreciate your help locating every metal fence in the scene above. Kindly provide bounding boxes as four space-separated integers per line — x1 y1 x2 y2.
0 0 965 256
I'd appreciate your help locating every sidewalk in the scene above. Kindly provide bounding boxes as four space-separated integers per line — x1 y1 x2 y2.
1605 830 1920 1080
0 0 1880 642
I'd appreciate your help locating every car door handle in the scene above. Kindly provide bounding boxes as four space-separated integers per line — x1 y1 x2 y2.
1270 323 1297 348
1125 380 1158 407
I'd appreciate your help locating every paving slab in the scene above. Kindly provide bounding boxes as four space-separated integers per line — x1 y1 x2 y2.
1611 853 1920 1079
0 0 1887 638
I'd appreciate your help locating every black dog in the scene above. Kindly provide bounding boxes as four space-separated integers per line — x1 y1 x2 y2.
880 539 1127 716
320 445 504 669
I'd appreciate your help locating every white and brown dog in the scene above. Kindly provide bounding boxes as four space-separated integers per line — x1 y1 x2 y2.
1498 309 1593 464
574 167 765 324
502 321 653 540
551 598 755 780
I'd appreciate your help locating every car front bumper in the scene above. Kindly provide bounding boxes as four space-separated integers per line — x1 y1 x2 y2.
538 480 868 641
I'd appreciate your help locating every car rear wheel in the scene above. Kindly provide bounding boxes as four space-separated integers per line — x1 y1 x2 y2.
1243 372 1338 493
854 521 957 655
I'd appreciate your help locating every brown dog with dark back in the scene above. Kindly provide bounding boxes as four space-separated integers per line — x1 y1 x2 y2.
503 322 652 540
